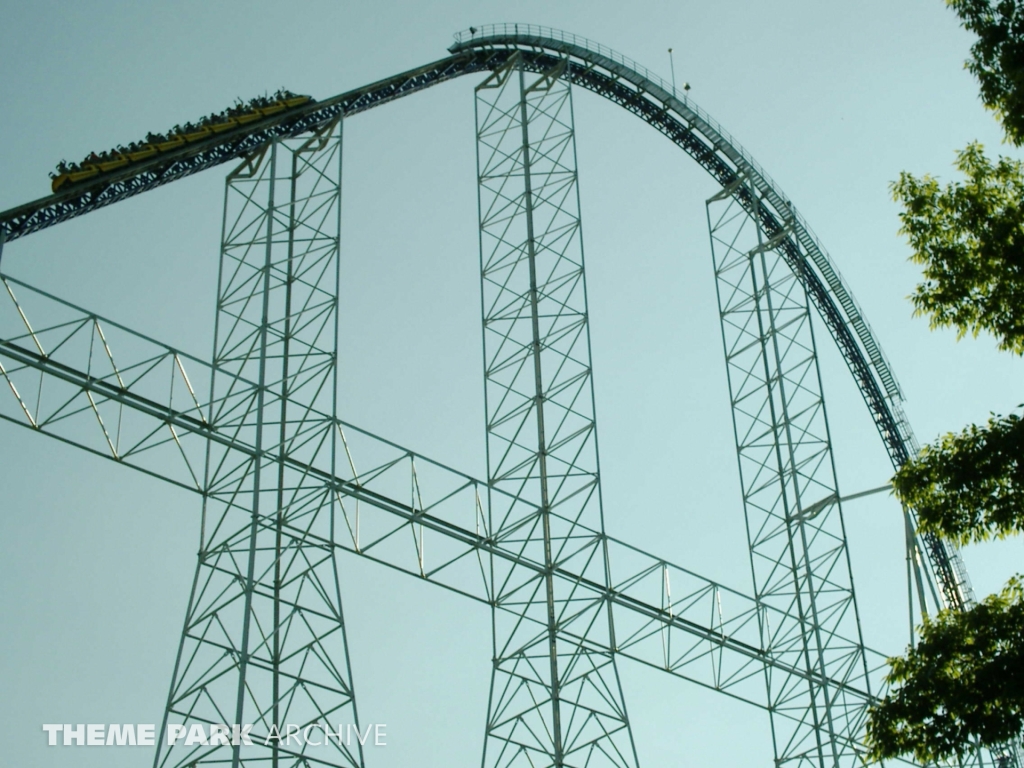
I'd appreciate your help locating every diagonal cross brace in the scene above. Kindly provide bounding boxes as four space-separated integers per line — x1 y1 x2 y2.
0 271 898 745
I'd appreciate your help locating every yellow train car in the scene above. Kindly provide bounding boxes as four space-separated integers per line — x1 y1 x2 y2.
50 95 312 193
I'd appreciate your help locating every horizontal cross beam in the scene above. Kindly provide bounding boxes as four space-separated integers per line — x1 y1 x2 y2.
0 36 966 615
0 272 893 749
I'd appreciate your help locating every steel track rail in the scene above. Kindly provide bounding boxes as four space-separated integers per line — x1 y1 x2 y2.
0 25 967 612
448 25 970 612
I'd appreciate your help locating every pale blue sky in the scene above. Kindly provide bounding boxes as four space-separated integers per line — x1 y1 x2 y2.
1 1 1020 766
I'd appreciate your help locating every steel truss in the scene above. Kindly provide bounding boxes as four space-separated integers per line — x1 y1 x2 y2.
2 32 975 620
0 266 895 709
161 119 361 768
0 260 904 766
0 102 934 768
0 24 981 629
1 25 1016 768
474 56 637 767
708 180 872 767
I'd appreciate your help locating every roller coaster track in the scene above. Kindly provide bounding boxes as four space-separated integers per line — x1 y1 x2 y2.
0 24 972 616
6 23 1009 768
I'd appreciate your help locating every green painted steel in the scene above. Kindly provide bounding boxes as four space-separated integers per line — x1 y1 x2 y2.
155 120 363 768
0 24 973 616
474 55 637 767
0 24 1012 768
709 180 872 767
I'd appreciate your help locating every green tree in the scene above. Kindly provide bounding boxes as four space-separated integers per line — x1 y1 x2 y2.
949 0 1024 147
866 580 1024 763
864 1 1024 763
892 143 1024 357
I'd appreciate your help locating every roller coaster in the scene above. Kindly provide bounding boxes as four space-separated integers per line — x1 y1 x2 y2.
48 91 313 193
0 22 1013 768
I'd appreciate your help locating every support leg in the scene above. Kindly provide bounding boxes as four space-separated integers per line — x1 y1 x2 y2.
475 57 639 768
155 120 362 768
707 180 872 767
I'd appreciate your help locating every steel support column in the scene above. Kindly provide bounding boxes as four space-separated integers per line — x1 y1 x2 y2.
0 270 897 719
474 56 639 768
154 119 363 768
707 180 872 767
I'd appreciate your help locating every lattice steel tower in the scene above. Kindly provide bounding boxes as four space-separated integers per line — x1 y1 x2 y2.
0 23 1017 768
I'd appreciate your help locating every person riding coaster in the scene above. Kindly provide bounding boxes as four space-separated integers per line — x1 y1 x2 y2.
49 91 313 193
